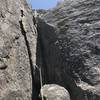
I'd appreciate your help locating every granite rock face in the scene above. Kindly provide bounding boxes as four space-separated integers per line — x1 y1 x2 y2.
1 0 100 100
40 84 70 100
37 0 100 100
0 0 37 99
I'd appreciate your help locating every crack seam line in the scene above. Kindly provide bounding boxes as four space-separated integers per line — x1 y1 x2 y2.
19 19 34 100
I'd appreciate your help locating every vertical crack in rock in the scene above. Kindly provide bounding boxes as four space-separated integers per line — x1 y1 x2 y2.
36 18 88 100
19 20 35 100
0 0 38 99
36 22 49 85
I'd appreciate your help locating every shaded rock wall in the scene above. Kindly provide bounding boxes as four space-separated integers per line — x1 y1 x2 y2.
37 0 100 100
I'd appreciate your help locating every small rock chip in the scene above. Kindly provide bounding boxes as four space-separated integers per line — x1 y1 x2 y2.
0 62 7 70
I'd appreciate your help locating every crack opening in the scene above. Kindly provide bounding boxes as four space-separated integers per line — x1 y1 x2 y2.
19 19 40 100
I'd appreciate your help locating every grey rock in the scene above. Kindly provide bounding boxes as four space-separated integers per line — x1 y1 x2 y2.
0 60 7 70
2 90 24 100
40 84 70 100
37 0 100 100
33 9 48 17
0 0 37 99
1 0 100 100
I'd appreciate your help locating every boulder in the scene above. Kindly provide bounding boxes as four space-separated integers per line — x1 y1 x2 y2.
40 84 70 100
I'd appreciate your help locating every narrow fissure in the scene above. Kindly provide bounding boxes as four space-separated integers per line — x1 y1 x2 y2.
36 23 49 85
19 15 81 100
19 20 39 100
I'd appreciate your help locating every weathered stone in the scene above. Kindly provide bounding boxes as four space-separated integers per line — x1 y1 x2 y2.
40 84 70 100
1 0 100 100
0 60 7 70
0 0 37 99
2 90 24 100
37 0 100 100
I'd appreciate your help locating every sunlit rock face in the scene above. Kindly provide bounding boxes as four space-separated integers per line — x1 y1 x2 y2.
37 0 100 100
0 0 37 99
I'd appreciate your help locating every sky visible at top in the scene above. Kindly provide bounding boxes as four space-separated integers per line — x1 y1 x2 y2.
27 0 62 9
